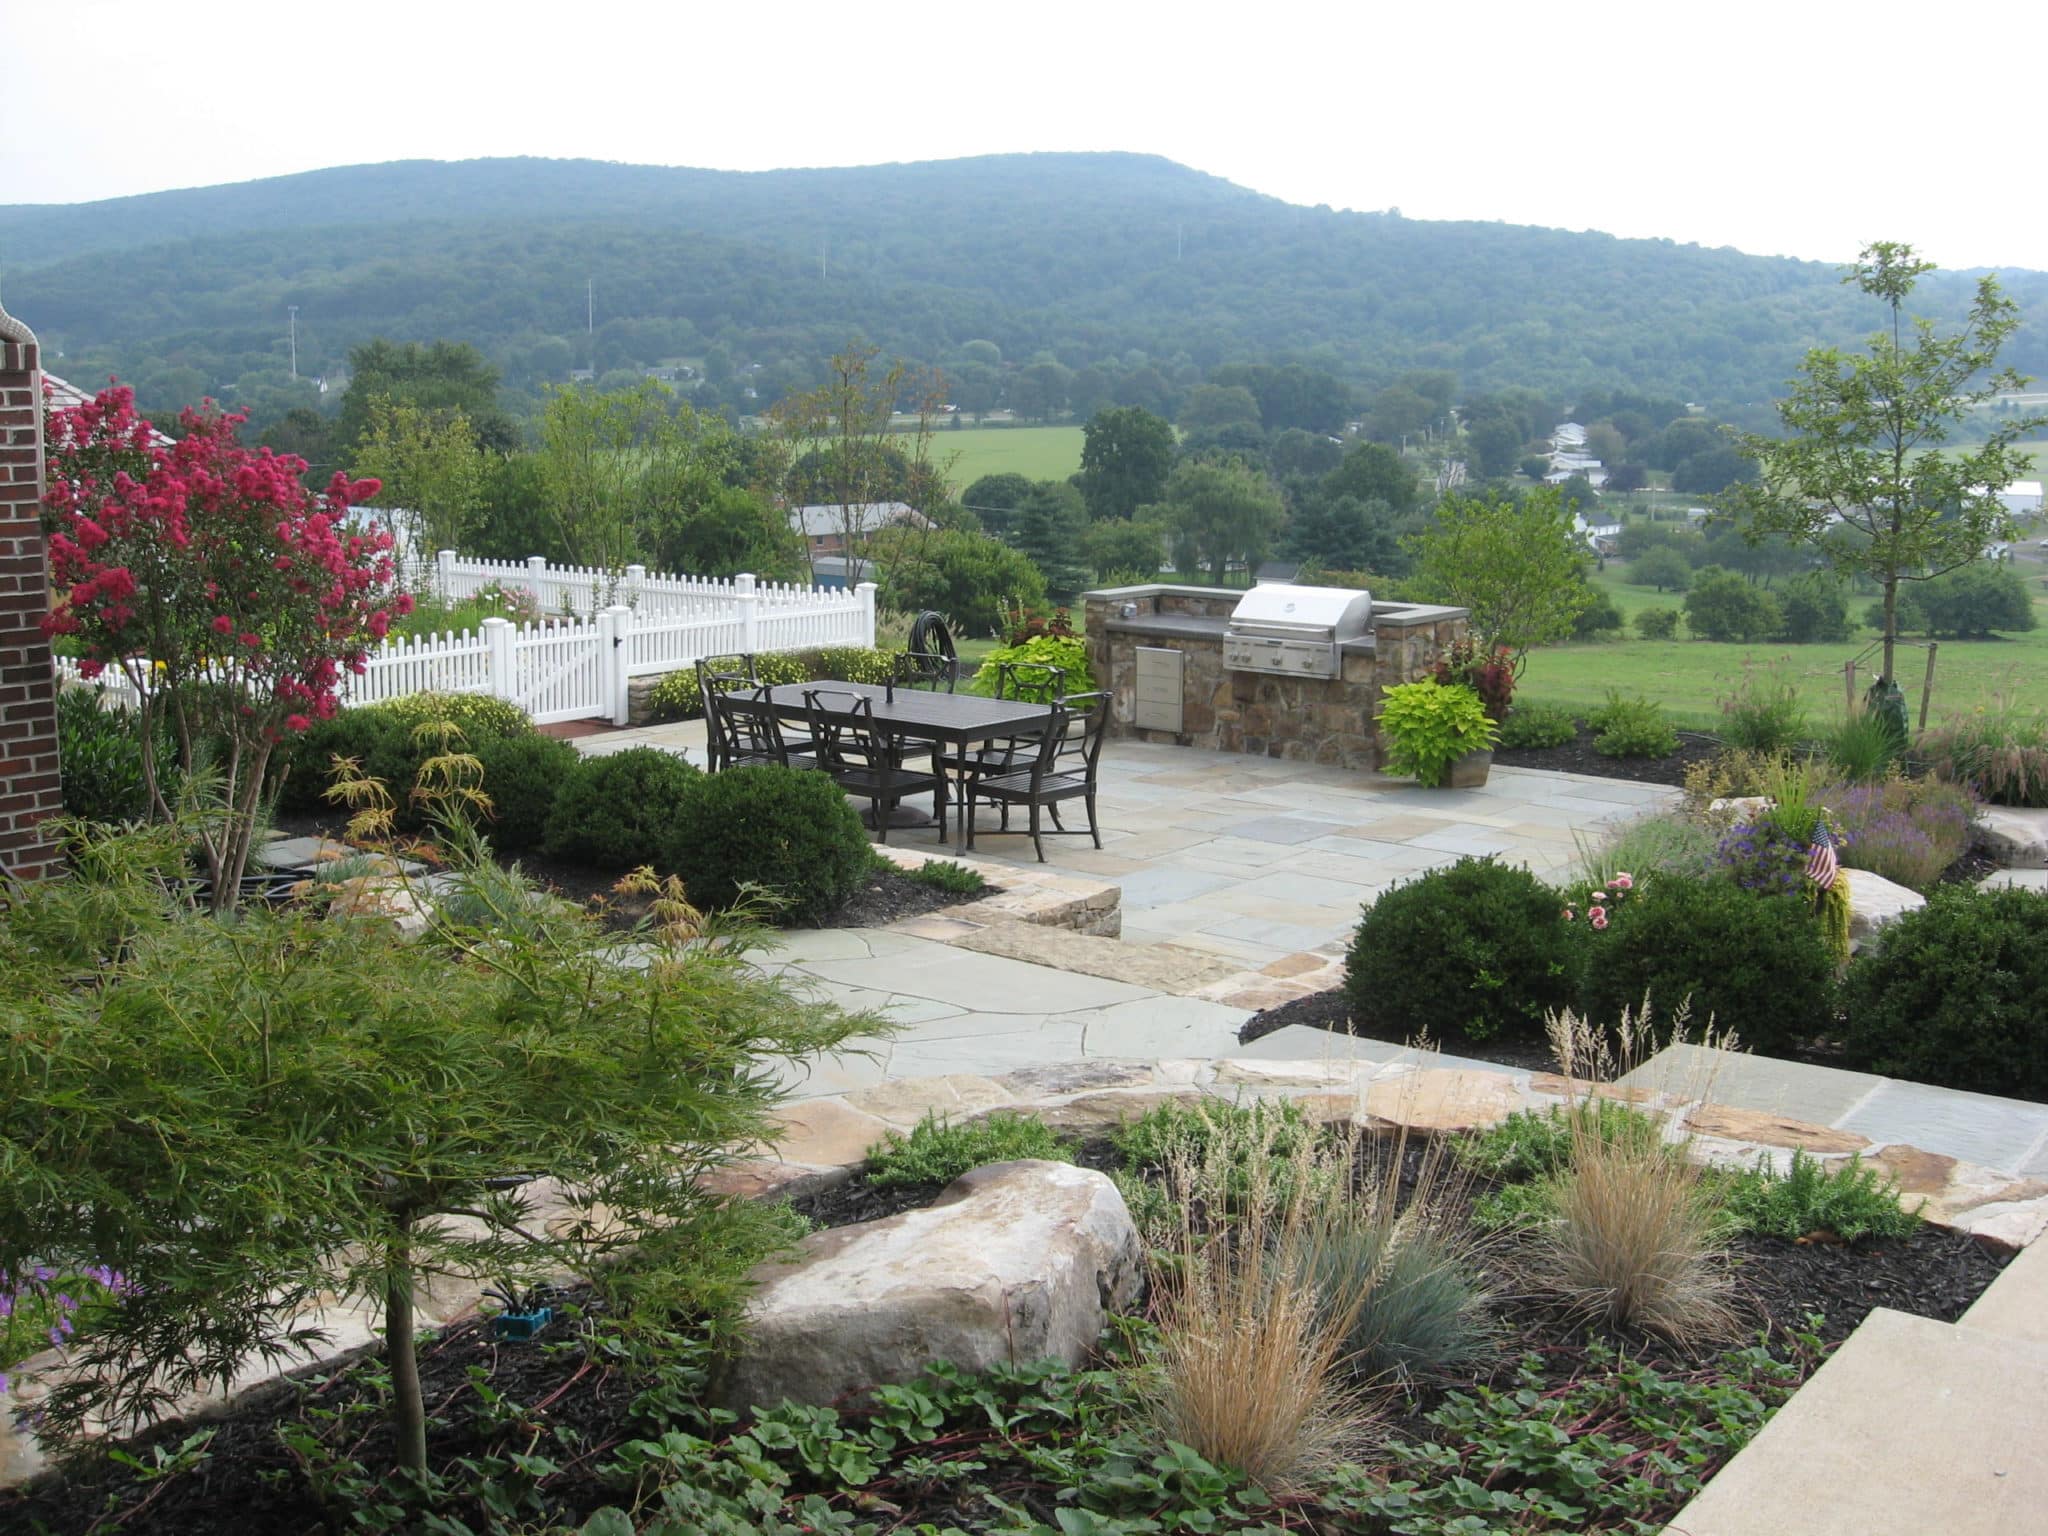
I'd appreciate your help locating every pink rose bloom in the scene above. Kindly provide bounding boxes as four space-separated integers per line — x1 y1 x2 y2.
1591 913 1609 930
1562 907 1575 921
1612 873 1634 890
1591 891 1607 903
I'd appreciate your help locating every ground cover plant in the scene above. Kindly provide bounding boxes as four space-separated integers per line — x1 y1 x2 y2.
894 857 988 896
863 1111 1073 1190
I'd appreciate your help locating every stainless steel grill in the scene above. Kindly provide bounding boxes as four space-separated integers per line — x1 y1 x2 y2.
1222 584 1373 679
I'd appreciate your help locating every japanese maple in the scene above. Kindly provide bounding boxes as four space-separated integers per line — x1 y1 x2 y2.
42 383 408 908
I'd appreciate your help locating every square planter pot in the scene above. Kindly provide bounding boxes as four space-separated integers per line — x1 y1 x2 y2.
1445 748 1493 789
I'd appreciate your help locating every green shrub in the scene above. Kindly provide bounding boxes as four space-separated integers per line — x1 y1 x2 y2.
453 733 572 853
660 764 873 922
1911 562 2038 638
56 690 174 824
1377 680 1500 787
643 654 809 724
1843 885 2048 1097
378 691 537 741
543 748 702 870
865 1111 1072 1189
897 858 989 896
1454 1100 1663 1183
1498 702 1579 750
798 646 902 687
1634 606 1682 640
1722 1150 1921 1242
1346 858 1583 1043
1578 876 1835 1054
277 693 538 816
1718 670 1807 754
1571 587 1625 639
1775 576 1851 644
1684 567 1782 643
1590 691 1679 758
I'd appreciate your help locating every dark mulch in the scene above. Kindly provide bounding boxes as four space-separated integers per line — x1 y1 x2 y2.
787 1139 1124 1230
1493 723 1721 788
1237 985 1567 1074
269 812 993 933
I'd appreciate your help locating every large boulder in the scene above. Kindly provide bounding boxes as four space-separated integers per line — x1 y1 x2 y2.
1974 807 2048 870
1841 867 1926 949
719 1160 1142 1413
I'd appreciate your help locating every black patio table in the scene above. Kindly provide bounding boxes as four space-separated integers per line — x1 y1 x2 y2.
762 681 1055 855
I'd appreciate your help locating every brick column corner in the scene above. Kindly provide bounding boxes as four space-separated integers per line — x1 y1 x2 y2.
0 299 63 883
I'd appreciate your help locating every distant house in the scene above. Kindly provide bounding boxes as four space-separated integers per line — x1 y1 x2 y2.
1998 481 2044 518
788 501 931 559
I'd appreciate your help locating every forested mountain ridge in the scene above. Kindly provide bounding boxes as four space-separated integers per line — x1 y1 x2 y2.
6 152 2043 426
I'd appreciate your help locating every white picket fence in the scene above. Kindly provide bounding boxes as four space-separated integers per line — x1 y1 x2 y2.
54 569 876 727
412 551 852 623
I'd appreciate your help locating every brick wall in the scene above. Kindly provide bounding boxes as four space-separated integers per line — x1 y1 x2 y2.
0 311 62 882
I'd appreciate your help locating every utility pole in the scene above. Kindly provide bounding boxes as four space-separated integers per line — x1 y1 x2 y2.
586 279 593 336
1176 224 1183 262
288 305 299 380
820 239 827 281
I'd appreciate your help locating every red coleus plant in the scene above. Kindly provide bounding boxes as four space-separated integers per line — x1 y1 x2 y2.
42 383 409 907
1433 637 1517 723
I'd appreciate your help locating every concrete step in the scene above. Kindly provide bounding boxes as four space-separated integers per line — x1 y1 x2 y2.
1669 1308 2048 1535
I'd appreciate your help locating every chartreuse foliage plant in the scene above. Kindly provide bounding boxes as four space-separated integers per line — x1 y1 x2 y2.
1723 1150 1922 1243
0 820 874 1477
41 384 406 910
1377 678 1500 787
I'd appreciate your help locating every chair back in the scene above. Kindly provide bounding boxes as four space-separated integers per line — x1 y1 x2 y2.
1048 691 1110 782
994 660 1066 704
803 688 882 774
716 686 795 767
894 649 958 693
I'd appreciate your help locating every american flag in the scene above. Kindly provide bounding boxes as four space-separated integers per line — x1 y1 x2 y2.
1806 819 1840 888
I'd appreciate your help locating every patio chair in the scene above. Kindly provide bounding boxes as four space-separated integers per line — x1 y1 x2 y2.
893 648 959 693
708 686 817 773
803 688 948 844
938 660 1067 781
698 656 816 771
965 690 1109 862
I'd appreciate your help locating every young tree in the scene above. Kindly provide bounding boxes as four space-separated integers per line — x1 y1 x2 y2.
350 397 486 561
1011 480 1092 597
1728 242 2044 685
0 821 871 1476
1407 486 1592 660
1162 460 1287 586
771 344 953 584
42 386 404 910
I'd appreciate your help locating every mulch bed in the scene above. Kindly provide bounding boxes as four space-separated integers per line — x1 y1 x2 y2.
1 1132 2012 1536
1492 723 1721 788
1237 986 1567 1074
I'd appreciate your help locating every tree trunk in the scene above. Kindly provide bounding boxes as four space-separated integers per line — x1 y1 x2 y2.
1880 577 1899 685
386 1231 428 1477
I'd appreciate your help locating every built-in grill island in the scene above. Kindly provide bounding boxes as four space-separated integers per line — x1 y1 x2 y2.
1083 583 1471 771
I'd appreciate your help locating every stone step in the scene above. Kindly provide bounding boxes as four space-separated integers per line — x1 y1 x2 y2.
1669 1308 2048 1536
1974 806 2048 869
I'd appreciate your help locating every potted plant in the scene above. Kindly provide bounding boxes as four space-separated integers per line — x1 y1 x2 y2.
1377 678 1501 788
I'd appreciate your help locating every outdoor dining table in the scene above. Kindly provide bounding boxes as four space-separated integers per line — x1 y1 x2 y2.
762 681 1056 855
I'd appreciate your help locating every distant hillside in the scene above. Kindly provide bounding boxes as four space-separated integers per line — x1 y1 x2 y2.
5 152 2043 427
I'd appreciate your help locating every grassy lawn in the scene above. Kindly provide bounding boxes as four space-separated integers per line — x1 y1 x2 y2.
1522 564 2048 729
923 425 1085 489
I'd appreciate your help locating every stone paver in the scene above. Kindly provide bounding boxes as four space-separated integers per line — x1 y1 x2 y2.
1980 866 2048 892
1973 805 2048 868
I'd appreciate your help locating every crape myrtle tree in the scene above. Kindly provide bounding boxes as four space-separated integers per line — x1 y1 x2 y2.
41 384 405 910
1727 242 2045 687
0 817 874 1477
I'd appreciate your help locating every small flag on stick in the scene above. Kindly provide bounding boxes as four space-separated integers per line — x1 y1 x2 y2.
1806 818 1839 888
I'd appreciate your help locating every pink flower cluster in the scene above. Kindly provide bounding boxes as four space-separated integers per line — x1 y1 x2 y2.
1562 870 1634 930
41 384 408 735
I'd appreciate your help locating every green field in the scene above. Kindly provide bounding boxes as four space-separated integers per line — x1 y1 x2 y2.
922 425 1085 490
1520 561 2048 730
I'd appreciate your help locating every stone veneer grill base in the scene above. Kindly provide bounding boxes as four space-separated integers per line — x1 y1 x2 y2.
1081 584 1469 771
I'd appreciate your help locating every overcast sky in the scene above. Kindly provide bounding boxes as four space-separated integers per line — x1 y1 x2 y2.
9 0 2044 273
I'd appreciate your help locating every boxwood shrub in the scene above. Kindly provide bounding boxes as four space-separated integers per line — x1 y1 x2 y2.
1843 886 2048 1098
1346 857 1583 1043
543 747 701 870
660 764 872 923
472 733 581 853
277 693 539 815
1577 875 1835 1054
